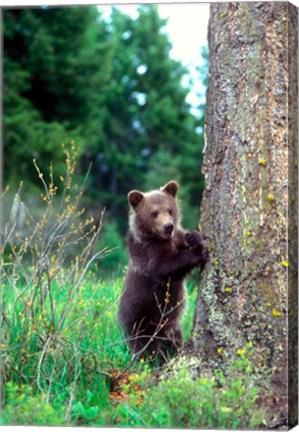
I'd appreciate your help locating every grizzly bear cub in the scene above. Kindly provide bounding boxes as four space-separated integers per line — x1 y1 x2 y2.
118 180 208 361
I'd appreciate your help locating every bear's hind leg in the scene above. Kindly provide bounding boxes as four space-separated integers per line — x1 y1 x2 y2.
128 323 162 360
159 327 183 360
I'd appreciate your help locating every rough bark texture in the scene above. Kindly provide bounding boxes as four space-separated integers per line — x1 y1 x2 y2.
187 2 298 427
287 1 298 427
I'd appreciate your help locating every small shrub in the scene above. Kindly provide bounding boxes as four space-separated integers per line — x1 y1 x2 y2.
102 352 264 429
1 382 66 426
0 145 129 423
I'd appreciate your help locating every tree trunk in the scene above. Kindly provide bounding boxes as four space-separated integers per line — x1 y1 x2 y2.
187 2 298 427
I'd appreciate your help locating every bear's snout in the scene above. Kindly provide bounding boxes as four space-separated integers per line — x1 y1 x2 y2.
164 222 174 235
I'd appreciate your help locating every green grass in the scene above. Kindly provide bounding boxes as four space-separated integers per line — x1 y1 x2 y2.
1 272 183 426
0 273 264 428
1 273 129 425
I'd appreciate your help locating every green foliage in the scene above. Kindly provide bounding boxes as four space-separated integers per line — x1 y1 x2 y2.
102 353 264 429
97 220 127 275
1 382 66 426
3 6 112 183
71 395 102 425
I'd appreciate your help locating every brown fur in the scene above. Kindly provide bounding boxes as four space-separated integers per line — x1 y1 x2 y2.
118 180 208 361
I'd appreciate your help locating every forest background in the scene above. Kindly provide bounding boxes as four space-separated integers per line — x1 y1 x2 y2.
3 4 208 276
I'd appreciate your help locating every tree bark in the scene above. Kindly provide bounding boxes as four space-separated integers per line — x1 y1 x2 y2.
187 2 298 427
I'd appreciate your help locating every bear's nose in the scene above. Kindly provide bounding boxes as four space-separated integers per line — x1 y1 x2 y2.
164 222 174 234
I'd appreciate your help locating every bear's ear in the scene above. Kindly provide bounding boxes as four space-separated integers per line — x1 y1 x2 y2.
161 180 178 197
128 190 144 209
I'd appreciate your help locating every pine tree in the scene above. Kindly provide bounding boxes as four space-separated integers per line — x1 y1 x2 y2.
3 6 112 184
87 5 205 230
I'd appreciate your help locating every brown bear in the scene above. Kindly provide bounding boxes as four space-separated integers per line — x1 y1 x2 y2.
118 180 208 362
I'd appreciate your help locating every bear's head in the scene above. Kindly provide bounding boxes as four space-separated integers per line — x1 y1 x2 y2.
128 180 181 241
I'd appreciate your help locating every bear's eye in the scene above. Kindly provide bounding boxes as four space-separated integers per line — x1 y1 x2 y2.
168 209 173 216
151 211 159 219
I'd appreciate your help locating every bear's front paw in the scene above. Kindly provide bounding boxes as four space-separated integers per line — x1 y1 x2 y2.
184 231 209 269
184 231 203 248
